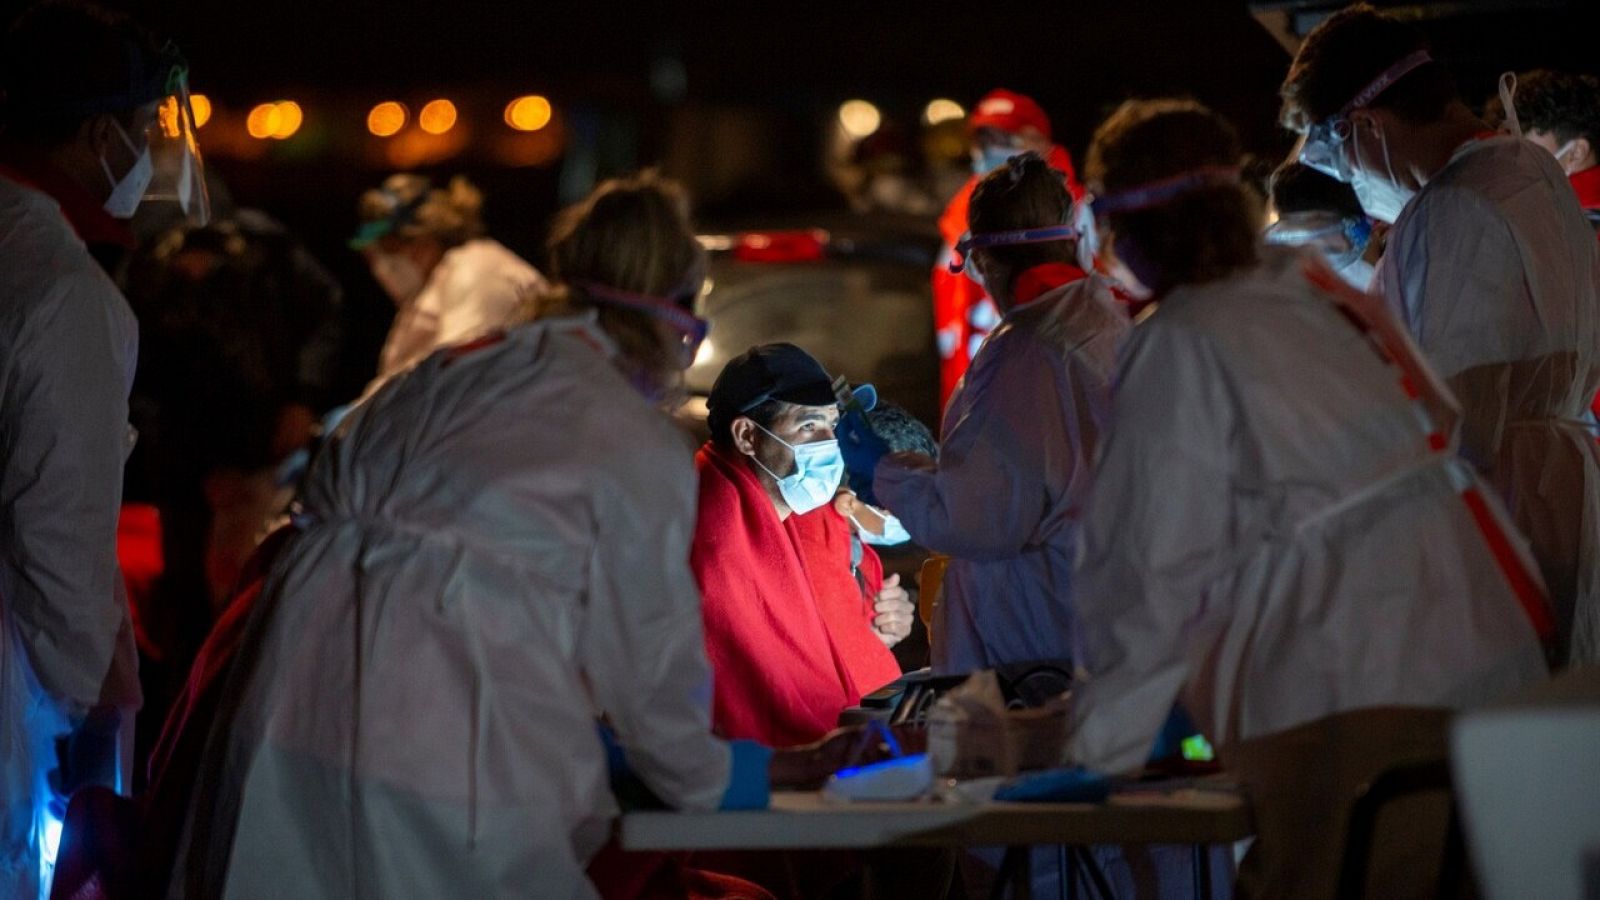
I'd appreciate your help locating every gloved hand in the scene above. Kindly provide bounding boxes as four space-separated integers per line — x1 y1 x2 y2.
836 410 890 505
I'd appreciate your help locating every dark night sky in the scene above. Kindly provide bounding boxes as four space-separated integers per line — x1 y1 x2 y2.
78 0 1598 151
5 0 1595 391
117 1 1302 156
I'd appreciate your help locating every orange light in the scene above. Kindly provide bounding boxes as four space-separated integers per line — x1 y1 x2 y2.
189 94 212 129
246 103 280 139
418 99 457 135
272 101 303 139
367 101 407 137
504 95 552 132
157 96 182 138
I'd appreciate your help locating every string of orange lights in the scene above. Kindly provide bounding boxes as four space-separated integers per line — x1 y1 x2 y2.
189 93 558 141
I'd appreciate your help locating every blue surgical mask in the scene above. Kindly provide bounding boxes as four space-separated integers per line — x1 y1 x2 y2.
972 147 1014 176
971 140 1023 177
751 423 845 515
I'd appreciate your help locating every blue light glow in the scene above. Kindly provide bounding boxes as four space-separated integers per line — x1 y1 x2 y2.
833 752 930 781
37 801 64 898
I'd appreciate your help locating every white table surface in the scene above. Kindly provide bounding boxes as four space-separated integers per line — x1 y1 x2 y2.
620 784 1252 851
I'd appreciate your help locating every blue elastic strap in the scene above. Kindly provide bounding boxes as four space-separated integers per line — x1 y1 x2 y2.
719 740 773 810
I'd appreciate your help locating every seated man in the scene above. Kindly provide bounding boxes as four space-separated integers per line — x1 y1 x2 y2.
693 344 914 747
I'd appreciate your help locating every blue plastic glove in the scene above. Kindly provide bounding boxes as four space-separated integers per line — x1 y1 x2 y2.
837 410 890 505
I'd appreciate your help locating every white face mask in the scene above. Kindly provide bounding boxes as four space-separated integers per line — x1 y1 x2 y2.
750 422 845 515
1552 139 1582 175
852 509 912 546
371 253 426 304
99 119 152 220
1336 256 1377 292
1349 117 1413 224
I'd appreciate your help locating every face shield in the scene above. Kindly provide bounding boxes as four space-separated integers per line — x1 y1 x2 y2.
144 65 210 226
1263 210 1373 269
1297 50 1433 185
1298 120 1356 183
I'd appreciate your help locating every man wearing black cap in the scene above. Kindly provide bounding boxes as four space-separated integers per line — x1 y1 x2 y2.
690 343 914 748
0 3 188 892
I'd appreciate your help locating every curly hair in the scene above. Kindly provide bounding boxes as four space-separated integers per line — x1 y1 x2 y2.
1279 3 1458 132
1086 98 1259 292
1491 69 1600 146
866 402 938 459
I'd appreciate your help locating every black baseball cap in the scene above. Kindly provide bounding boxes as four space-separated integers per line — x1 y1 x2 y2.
708 343 837 431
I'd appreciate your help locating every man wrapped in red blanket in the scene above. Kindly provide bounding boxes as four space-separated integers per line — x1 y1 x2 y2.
692 344 913 747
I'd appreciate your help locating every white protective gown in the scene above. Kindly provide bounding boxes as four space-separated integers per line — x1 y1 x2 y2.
169 317 734 900
1378 135 1600 665
0 176 141 899
875 272 1128 674
1070 248 1549 775
370 237 546 390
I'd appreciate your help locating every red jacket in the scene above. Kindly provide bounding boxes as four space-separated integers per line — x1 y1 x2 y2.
0 148 135 255
933 145 1084 414
1571 167 1600 421
691 442 901 747
1573 165 1600 229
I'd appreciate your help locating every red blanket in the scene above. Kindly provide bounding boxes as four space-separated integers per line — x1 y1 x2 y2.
692 442 901 747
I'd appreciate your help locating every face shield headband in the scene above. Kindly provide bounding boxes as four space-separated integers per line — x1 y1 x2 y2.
1298 50 1433 183
1089 165 1243 216
946 223 1078 275
1068 165 1242 272
349 187 429 250
571 280 710 360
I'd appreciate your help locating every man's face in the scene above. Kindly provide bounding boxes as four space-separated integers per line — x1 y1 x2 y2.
745 402 839 479
970 127 1026 175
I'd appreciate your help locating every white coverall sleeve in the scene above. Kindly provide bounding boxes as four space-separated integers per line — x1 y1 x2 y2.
876 333 1067 560
0 274 131 710
1068 320 1235 774
580 426 732 812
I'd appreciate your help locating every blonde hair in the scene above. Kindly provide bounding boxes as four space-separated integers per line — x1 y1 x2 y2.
357 174 486 248
531 171 707 395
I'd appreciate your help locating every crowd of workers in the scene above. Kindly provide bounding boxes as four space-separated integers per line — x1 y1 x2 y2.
2 0 1599 898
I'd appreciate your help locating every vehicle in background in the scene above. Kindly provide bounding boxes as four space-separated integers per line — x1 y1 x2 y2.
680 214 941 437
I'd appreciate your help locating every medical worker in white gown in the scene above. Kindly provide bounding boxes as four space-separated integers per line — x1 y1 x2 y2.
1283 8 1600 666
168 174 787 900
849 153 1128 677
1068 99 1548 898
